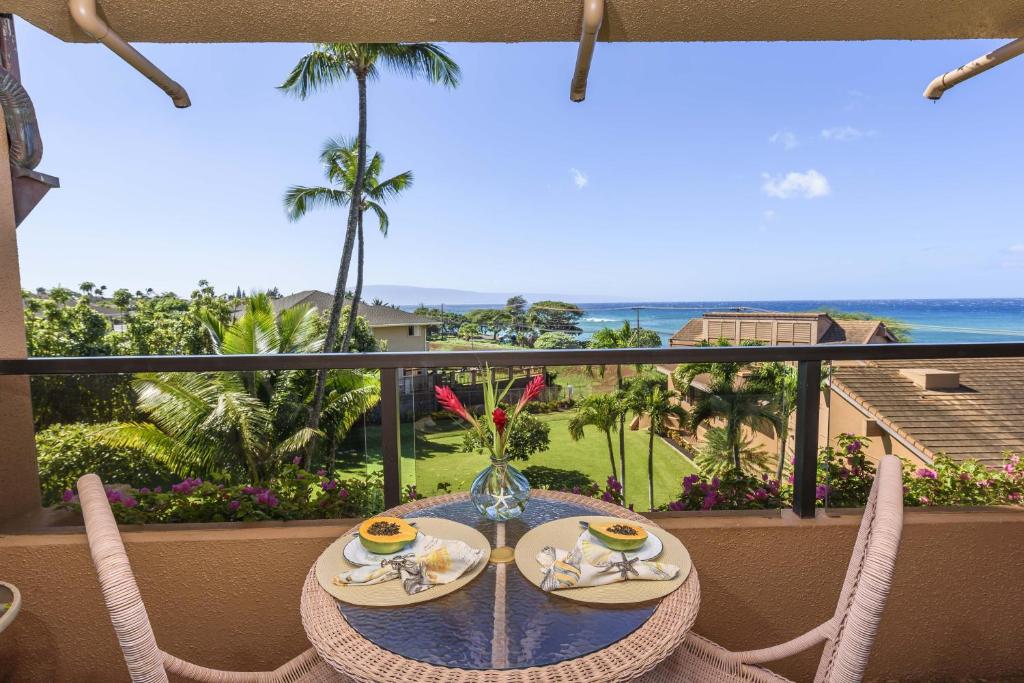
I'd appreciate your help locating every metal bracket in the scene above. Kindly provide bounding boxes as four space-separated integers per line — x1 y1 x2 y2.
11 165 59 226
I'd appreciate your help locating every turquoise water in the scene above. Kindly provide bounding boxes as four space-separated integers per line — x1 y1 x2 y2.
438 299 1024 345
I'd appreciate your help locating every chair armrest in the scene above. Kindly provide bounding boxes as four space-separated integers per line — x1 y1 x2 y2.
729 619 838 665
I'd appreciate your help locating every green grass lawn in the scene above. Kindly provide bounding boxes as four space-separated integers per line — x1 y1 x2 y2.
335 411 697 511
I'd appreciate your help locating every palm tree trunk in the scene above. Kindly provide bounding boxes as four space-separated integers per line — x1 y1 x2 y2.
343 209 366 349
304 72 369 468
605 429 618 481
775 423 788 479
732 440 742 472
647 422 655 511
339 73 370 355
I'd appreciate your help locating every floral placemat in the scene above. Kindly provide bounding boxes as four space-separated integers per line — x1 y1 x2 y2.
315 517 491 606
513 516 691 605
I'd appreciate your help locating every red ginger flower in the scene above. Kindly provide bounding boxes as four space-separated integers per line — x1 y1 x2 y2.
435 385 470 421
515 375 546 414
492 407 508 435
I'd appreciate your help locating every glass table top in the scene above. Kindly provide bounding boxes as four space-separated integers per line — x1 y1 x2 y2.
337 498 660 670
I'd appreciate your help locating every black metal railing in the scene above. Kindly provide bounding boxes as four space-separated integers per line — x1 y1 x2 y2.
3 341 1024 517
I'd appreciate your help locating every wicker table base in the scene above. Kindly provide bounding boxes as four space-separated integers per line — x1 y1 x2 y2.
301 490 700 683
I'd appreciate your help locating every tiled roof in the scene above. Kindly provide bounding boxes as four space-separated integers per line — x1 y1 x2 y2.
831 358 1024 467
820 319 892 344
271 290 439 327
670 318 704 344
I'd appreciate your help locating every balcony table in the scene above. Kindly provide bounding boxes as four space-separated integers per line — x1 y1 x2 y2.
300 490 700 683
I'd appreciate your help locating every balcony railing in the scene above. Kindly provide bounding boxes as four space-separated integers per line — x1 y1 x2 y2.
3 341 1024 518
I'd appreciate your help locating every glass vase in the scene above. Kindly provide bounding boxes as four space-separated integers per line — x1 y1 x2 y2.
470 456 531 521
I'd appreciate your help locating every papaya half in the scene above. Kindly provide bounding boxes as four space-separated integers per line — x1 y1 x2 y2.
358 516 417 554
588 521 649 551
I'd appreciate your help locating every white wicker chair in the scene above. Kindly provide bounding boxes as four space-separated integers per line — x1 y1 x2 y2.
640 454 905 683
77 473 349 683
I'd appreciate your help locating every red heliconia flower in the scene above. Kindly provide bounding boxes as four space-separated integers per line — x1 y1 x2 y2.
492 407 508 435
435 385 471 421
515 375 546 414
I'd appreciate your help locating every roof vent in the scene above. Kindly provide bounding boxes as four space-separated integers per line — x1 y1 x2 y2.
899 368 960 390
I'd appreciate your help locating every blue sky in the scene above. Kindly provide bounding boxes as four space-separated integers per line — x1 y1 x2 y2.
13 18 1024 301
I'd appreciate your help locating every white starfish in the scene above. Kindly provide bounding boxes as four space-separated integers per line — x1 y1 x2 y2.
492 490 515 512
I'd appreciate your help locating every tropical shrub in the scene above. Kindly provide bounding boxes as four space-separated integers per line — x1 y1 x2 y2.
533 332 583 349
664 433 1024 511
461 411 551 461
458 323 481 340
694 427 773 478
58 460 384 524
36 423 177 505
666 470 788 511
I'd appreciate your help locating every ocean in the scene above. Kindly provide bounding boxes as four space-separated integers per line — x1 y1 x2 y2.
433 299 1024 345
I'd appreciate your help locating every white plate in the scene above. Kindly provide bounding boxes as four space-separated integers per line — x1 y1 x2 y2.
342 531 428 566
583 527 663 561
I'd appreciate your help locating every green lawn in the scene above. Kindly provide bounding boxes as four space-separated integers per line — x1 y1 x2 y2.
335 411 697 511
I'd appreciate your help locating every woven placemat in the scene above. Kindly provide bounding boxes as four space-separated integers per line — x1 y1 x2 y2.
315 517 491 607
513 516 692 605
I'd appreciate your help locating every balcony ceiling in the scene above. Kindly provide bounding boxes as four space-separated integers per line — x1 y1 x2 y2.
4 0 1024 44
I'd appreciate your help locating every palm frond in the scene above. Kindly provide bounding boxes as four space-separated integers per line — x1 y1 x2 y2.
374 43 461 88
283 186 351 221
278 45 351 99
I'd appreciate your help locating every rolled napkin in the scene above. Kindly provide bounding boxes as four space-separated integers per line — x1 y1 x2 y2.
537 529 679 591
334 534 485 595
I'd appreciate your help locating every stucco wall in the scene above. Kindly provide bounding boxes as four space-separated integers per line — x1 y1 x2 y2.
1 507 1022 682
373 325 427 353
0 118 42 524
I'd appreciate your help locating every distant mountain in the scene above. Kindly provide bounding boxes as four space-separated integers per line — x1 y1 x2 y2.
360 284 611 306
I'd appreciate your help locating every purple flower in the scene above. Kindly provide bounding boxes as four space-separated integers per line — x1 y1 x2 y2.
295 472 304 480
62 489 75 503
1005 462 1016 474
601 491 614 503
701 491 719 511
815 484 829 501
338 488 349 499
228 500 241 512
571 486 581 495
752 488 769 502
153 486 162 493
915 468 937 480
321 480 337 491
122 496 138 508
846 440 862 454
138 487 151 495
292 456 303 466
1008 492 1022 503
317 469 327 477
978 479 992 488
667 500 685 511
918 496 931 505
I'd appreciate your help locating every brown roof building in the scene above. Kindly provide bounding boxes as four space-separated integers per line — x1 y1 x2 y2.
829 358 1024 469
670 311 897 347
263 290 439 352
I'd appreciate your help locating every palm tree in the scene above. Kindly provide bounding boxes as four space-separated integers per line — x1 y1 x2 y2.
627 381 687 511
746 361 798 478
96 296 380 483
279 44 459 459
588 321 661 494
285 137 412 357
687 377 784 474
567 393 624 481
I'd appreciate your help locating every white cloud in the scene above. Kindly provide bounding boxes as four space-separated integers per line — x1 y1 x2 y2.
1009 244 1024 253
821 126 874 142
570 168 588 189
768 130 799 150
761 170 831 199
762 209 777 221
